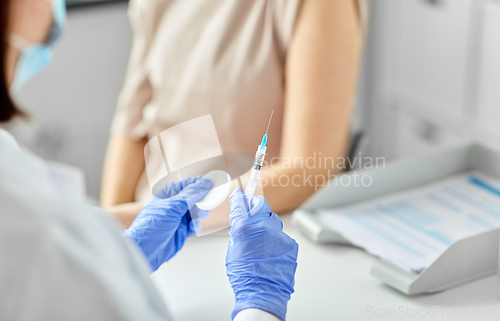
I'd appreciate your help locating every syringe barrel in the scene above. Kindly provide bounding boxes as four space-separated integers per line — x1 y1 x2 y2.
245 168 260 200
252 149 266 168
245 145 267 202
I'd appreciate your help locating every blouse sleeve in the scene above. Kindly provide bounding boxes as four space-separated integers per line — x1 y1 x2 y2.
272 0 303 62
110 0 155 140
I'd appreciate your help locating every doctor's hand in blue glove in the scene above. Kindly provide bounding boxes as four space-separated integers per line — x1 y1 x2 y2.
226 189 299 321
123 176 211 272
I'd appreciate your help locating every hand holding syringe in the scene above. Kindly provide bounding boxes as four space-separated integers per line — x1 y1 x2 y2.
245 110 274 209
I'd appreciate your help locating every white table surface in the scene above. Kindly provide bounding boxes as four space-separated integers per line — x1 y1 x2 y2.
151 216 500 321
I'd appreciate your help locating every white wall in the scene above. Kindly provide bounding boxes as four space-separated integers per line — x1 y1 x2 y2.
9 3 131 199
363 0 500 162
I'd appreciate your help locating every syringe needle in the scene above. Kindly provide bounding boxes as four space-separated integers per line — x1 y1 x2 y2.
265 110 274 135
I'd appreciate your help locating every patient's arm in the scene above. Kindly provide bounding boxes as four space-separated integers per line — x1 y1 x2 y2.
101 135 147 228
261 0 362 214
196 0 362 232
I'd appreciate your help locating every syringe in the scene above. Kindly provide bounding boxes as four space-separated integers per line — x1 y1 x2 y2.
245 110 274 206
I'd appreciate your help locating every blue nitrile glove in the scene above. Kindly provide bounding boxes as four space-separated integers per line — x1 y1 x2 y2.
226 189 299 321
124 176 211 271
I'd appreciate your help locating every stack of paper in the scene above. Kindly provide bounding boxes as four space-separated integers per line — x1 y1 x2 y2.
318 172 500 274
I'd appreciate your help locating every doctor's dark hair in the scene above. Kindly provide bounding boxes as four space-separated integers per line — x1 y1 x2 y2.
0 0 23 123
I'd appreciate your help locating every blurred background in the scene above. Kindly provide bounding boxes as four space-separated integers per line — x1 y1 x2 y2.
6 0 500 200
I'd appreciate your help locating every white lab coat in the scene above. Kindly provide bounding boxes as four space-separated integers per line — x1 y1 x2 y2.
0 129 279 321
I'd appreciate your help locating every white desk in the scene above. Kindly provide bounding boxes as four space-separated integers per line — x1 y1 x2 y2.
151 216 500 321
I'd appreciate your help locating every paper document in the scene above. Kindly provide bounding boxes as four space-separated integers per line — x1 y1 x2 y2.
318 172 500 274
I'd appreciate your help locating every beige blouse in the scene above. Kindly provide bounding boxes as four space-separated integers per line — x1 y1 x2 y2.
111 0 303 201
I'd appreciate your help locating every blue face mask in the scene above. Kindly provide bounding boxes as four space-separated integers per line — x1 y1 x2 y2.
9 0 66 89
